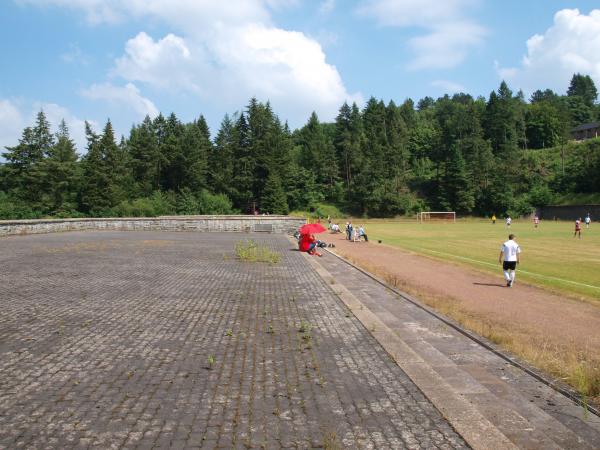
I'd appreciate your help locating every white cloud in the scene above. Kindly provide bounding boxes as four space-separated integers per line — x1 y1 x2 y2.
19 0 359 127
81 83 159 119
357 0 486 70
496 9 600 95
113 32 201 93
0 99 92 154
431 80 467 94
0 100 25 153
18 0 275 27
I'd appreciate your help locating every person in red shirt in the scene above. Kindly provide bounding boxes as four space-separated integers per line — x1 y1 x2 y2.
574 218 582 239
298 233 321 256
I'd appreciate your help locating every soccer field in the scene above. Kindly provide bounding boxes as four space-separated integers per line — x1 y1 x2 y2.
360 219 600 301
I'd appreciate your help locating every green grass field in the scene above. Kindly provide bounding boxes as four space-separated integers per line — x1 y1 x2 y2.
359 218 600 301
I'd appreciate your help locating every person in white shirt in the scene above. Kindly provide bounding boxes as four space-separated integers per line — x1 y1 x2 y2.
585 213 591 228
505 216 512 228
499 234 521 287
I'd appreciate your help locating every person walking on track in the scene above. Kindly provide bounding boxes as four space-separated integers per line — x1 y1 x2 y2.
499 234 521 287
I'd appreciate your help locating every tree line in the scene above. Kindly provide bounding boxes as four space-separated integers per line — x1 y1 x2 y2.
1 74 600 220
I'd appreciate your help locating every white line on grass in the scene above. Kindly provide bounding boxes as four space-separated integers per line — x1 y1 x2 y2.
411 247 600 291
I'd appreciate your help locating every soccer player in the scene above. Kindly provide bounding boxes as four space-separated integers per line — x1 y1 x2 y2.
574 218 582 239
533 215 539 229
499 234 521 287
585 213 591 228
506 216 512 228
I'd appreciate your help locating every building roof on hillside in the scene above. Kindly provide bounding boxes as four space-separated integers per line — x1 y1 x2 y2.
572 122 600 132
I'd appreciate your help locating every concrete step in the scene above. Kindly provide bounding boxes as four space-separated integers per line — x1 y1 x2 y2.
308 250 600 450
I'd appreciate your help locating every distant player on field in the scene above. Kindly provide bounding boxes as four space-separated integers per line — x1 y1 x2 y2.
505 216 511 228
499 234 521 287
574 218 582 239
585 213 591 228
533 215 539 229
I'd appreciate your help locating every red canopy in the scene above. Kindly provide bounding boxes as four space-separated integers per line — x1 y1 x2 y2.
299 223 327 235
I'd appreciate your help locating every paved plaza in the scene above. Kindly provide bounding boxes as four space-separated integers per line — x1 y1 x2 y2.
0 232 467 449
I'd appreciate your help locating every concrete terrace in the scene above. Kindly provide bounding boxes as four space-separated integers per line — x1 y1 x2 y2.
1 231 465 449
1 230 599 449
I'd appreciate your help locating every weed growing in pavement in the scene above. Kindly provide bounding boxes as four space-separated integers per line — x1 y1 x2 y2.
299 320 313 349
299 320 312 333
207 355 216 370
225 329 233 337
323 431 340 450
234 239 281 264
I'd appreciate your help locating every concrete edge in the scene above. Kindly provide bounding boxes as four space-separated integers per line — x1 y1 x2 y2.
289 237 518 450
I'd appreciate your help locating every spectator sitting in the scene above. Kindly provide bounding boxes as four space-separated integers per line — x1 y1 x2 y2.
358 226 368 242
330 223 341 233
298 233 322 256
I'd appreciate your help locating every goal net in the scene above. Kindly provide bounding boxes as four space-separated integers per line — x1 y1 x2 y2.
417 211 456 223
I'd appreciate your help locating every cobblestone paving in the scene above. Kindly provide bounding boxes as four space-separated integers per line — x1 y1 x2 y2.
0 232 468 449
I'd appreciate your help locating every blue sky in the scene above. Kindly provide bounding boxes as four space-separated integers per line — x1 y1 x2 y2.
1 0 600 154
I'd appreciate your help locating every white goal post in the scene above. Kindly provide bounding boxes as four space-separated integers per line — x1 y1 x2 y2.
417 211 456 223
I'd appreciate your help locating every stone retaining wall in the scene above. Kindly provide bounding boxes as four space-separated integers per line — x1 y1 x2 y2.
0 215 306 237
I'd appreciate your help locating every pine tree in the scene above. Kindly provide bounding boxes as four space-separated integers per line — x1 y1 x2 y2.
79 120 129 214
298 112 338 197
2 111 55 208
159 113 185 191
209 114 236 198
439 145 474 214
129 116 162 195
231 113 255 211
567 73 598 107
181 115 211 192
39 120 80 213
260 172 288 214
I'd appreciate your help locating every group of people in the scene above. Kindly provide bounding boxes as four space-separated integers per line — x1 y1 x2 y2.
297 218 370 256
493 212 593 236
343 222 368 242
326 220 368 242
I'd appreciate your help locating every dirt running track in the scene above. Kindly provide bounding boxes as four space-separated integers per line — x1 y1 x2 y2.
328 233 600 401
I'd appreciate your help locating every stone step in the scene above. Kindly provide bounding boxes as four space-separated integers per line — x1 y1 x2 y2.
309 249 600 450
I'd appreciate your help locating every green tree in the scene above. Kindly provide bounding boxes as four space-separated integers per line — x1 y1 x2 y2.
128 116 162 195
78 120 129 215
438 145 475 214
260 173 288 214
1 111 55 209
567 73 598 107
525 101 565 149
209 114 236 197
39 120 80 213
231 113 255 211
